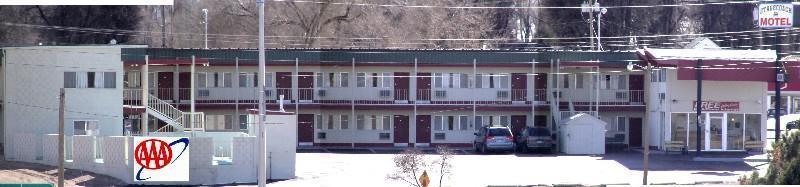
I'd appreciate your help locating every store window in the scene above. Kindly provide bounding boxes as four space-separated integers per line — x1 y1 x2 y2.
745 114 761 142
727 114 744 150
670 113 688 143
688 113 701 150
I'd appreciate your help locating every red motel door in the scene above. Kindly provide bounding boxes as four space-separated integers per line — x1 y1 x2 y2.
416 115 431 144
393 115 410 143
511 73 528 101
297 114 315 145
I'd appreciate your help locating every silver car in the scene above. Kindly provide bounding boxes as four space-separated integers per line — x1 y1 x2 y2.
473 126 515 153
515 127 554 153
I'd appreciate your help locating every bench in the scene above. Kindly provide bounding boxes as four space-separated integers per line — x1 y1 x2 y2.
745 141 764 152
665 141 687 154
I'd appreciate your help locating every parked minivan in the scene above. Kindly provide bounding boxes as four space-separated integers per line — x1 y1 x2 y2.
515 127 554 153
473 126 515 153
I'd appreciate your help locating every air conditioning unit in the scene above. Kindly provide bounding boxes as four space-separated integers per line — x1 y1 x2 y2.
198 90 210 97
434 133 446 140
434 90 447 98
264 90 272 97
497 91 509 98
316 132 327 139
318 89 327 97
379 90 392 97
615 92 629 99
379 133 391 140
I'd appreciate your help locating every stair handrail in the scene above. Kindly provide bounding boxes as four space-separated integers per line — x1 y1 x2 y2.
146 93 184 124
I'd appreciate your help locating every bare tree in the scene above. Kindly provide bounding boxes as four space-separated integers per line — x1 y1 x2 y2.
434 146 454 187
387 148 429 187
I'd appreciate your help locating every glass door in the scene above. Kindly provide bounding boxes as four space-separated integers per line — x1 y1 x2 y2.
706 113 725 150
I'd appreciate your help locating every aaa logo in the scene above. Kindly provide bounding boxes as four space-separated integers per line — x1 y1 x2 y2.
133 137 190 182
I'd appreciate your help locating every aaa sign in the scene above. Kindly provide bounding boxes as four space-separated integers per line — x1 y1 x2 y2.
758 3 793 28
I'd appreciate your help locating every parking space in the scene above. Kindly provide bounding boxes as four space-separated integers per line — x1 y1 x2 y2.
270 150 760 187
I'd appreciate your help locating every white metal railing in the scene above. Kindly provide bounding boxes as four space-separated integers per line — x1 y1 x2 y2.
181 112 206 131
556 89 645 106
147 93 184 123
123 88 142 106
155 124 177 132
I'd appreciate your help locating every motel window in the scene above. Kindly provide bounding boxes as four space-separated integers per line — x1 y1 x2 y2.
327 115 335 130
659 70 666 82
197 73 207 88
434 73 443 88
434 116 444 131
576 74 584 89
382 73 392 88
316 115 323 130
124 71 141 88
447 116 455 130
87 72 96 88
489 74 495 88
382 115 392 131
316 73 324 88
239 114 248 131
73 120 98 136
370 115 378 130
224 115 233 130
475 116 491 130
328 73 335 87
448 73 455 88
64 72 77 88
371 73 379 87
223 73 233 88
357 73 366 87
499 116 510 127
239 73 255 87
340 72 349 87
460 74 469 88
265 72 273 87
562 74 570 88
603 75 611 89
340 115 350 130
475 74 484 88
459 115 469 130
618 75 628 90
356 115 365 130
616 117 627 132
498 74 509 89
103 72 116 88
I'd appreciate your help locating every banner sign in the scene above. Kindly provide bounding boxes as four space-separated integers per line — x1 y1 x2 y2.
758 3 794 28
133 137 190 182
692 101 740 112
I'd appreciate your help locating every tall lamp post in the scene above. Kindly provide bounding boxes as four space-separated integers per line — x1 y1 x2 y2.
628 61 649 185
202 8 208 49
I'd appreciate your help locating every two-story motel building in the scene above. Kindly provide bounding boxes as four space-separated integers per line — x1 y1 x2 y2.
0 46 776 155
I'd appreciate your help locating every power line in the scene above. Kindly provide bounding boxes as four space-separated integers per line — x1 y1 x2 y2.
265 0 764 9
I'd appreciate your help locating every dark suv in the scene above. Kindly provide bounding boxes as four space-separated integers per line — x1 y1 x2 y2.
515 127 554 153
473 126 515 153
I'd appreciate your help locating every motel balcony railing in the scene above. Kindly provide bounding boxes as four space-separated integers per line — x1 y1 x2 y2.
122 88 645 106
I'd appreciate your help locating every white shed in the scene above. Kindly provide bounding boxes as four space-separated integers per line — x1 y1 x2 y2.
559 113 606 155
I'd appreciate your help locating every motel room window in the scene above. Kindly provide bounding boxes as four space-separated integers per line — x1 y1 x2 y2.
658 70 666 82
447 116 455 130
460 74 469 88
124 71 141 88
382 72 392 88
224 115 233 130
576 74 584 89
459 115 469 130
87 72 96 88
327 115 335 130
264 72 273 87
499 116 510 127
239 73 254 87
239 114 248 131
371 73 379 87
745 114 761 142
315 115 323 130
562 74 570 88
475 116 491 130
340 115 350 130
448 73 455 88
222 72 233 88
316 73 324 88
498 74 509 89
370 115 378 130
64 72 77 88
382 115 392 131
197 72 207 88
356 115 365 130
489 74 496 88
603 75 612 89
73 120 98 136
434 116 444 131
357 73 366 87
103 72 116 88
617 75 628 90
340 72 349 87
671 113 688 144
475 74 484 88
616 117 627 132
328 73 335 87
433 73 443 88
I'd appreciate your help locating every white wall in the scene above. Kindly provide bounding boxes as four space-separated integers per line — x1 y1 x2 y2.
3 46 132 159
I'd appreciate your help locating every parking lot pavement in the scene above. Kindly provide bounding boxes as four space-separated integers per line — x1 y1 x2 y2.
269 151 759 187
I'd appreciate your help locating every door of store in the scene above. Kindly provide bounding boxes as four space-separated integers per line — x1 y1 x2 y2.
706 113 725 151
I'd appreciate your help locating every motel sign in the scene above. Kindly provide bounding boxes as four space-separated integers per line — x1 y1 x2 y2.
758 3 794 28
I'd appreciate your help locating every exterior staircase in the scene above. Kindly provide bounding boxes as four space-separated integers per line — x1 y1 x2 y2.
146 93 205 132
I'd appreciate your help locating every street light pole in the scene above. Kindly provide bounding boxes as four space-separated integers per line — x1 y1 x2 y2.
696 59 703 157
256 0 267 186
202 8 208 49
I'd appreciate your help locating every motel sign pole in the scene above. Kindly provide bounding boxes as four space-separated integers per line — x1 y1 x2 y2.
695 59 702 157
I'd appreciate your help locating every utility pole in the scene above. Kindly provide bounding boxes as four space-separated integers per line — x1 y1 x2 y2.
202 8 209 49
161 5 167 47
58 88 65 187
695 59 703 157
256 0 267 186
775 29 783 140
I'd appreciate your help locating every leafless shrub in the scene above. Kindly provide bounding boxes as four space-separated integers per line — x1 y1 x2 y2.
434 145 454 187
386 148 429 187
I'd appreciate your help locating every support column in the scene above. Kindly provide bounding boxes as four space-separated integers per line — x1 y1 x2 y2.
142 55 150 135
173 64 179 102
351 58 356 148
472 59 477 128
235 57 240 131
294 58 299 112
412 58 418 146
191 56 196 127
531 60 535 127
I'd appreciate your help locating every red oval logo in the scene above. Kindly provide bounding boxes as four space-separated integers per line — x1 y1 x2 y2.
134 139 173 170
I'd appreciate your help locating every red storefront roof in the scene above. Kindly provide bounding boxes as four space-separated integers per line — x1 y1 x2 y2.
637 48 789 82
